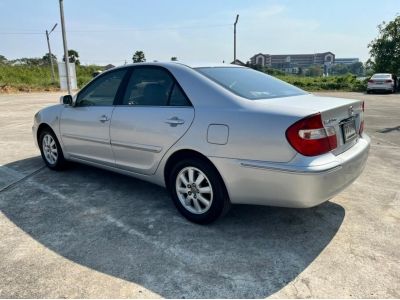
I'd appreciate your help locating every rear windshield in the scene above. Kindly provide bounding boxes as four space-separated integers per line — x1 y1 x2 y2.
372 74 391 79
195 67 307 100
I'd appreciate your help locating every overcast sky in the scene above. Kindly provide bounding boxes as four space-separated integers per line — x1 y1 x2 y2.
0 0 399 66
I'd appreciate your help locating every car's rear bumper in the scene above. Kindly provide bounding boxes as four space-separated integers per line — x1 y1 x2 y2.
209 134 370 208
367 83 393 91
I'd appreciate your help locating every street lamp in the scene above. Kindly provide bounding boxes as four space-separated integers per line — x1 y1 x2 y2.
45 23 57 83
234 14 239 63
59 0 71 94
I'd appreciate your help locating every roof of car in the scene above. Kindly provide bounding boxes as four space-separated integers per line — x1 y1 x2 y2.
114 61 246 69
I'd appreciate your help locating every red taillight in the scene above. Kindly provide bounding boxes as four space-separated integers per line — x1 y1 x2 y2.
368 80 374 83
286 113 337 157
359 101 365 135
385 79 393 83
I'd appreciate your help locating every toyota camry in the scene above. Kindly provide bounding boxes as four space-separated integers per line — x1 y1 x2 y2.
33 62 370 224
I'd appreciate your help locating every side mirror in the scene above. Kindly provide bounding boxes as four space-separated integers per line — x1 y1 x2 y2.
60 95 73 106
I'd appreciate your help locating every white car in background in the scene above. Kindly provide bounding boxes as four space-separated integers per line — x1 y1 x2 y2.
367 73 396 93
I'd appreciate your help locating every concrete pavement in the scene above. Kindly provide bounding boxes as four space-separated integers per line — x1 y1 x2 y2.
0 91 399 298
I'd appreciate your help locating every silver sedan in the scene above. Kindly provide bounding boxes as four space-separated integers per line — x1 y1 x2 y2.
33 63 370 224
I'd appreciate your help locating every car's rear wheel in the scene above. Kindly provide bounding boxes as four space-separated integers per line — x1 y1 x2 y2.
39 129 66 170
169 158 230 224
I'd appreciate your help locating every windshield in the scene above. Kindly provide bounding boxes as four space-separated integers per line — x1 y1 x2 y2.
195 67 307 100
372 74 391 79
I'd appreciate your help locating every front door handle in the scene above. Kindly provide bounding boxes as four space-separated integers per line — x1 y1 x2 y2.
165 117 185 126
99 115 110 123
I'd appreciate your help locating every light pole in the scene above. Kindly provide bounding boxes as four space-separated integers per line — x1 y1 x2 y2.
45 23 57 83
234 14 239 63
59 0 71 94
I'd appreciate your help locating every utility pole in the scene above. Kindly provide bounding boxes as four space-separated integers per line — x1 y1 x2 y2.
45 23 58 83
59 0 71 94
234 14 239 63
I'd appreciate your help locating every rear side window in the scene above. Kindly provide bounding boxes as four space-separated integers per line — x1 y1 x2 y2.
76 69 126 106
122 67 191 106
122 68 173 106
169 84 191 106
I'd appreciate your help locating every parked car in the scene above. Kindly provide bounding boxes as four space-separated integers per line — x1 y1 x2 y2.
367 73 397 93
33 63 370 224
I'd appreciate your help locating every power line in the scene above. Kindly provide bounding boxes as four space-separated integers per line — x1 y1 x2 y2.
0 32 44 35
0 23 231 35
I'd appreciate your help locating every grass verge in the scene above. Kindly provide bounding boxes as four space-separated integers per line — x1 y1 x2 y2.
0 65 367 93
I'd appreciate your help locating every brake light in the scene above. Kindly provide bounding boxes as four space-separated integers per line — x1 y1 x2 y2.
368 80 374 83
385 79 393 83
359 101 365 135
286 113 337 156
359 120 364 135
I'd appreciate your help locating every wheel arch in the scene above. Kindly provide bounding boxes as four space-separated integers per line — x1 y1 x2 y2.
163 149 231 202
36 123 57 144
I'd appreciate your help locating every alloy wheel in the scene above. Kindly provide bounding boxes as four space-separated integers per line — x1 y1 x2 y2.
175 166 213 214
42 134 58 165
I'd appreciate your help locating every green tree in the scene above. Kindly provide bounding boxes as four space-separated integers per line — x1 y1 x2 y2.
42 53 57 65
63 49 80 65
368 16 400 74
348 62 364 76
0 55 7 64
306 65 323 77
132 50 146 63
171 56 178 61
331 64 349 75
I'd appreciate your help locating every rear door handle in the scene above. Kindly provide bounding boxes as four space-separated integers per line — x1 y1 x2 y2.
99 115 110 123
165 117 185 126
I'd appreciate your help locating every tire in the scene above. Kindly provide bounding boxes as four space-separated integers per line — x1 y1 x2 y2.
39 128 66 170
366 90 371 94
168 158 231 224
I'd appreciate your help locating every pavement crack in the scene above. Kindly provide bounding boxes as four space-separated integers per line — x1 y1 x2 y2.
0 166 46 193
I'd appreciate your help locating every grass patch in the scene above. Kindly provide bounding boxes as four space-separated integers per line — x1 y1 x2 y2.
0 65 367 93
0 64 101 93
276 74 367 92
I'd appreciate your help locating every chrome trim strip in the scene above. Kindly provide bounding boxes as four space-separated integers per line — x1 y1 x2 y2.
240 162 342 174
69 154 115 167
62 134 110 145
111 141 162 153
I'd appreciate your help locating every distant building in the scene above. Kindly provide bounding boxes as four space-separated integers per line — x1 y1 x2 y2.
334 58 359 65
250 52 335 74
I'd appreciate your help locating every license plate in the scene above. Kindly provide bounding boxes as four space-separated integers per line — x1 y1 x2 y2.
341 119 357 143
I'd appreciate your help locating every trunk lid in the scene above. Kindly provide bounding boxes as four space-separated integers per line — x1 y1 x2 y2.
248 94 364 155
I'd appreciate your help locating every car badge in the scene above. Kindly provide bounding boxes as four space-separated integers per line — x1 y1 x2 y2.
324 118 337 125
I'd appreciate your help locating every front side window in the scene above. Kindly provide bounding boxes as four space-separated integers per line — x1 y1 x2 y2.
76 69 126 106
196 67 307 100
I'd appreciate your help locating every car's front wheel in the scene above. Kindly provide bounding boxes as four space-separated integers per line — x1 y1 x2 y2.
169 158 230 224
39 129 66 170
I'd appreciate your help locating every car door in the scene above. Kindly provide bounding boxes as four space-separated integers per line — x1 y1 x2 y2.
110 66 194 175
60 69 127 166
